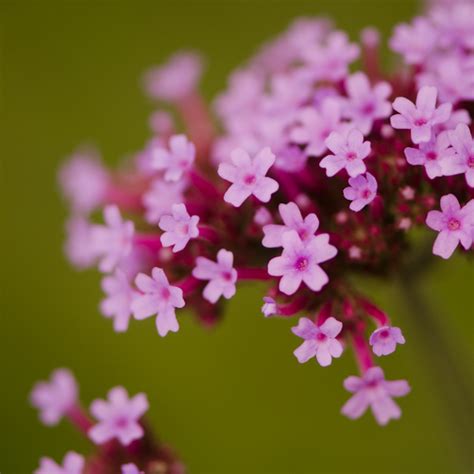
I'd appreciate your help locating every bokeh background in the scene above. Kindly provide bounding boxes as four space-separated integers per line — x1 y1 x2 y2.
2 1 473 473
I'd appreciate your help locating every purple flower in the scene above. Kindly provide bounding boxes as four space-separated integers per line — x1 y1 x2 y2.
448 124 474 187
143 179 186 224
320 129 371 177
159 203 200 252
122 464 144 474
261 297 278 317
343 72 392 135
30 369 78 426
262 202 319 248
100 270 137 332
404 131 458 179
341 367 410 425
58 150 108 214
292 316 343 366
291 98 345 157
343 172 378 212
151 134 195 182
91 205 135 273
89 386 148 446
369 326 406 356
425 194 474 259
218 147 279 207
143 51 203 102
35 451 85 474
267 230 337 295
391 86 452 144
131 267 185 336
192 249 237 303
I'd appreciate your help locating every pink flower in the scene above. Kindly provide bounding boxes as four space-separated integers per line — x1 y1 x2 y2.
159 203 200 252
143 179 186 224
192 249 237 303
100 269 137 332
91 205 134 273
144 52 203 102
343 172 378 212
58 150 108 214
30 369 78 426
292 316 343 366
218 147 279 207
425 194 474 259
35 451 85 474
404 131 458 179
261 297 278 317
131 267 185 336
89 386 148 446
320 129 371 177
291 98 345 157
267 230 337 295
151 134 195 182
341 366 410 425
343 72 392 135
369 326 406 356
262 202 319 248
122 464 144 474
64 216 98 269
390 86 452 144
447 124 474 187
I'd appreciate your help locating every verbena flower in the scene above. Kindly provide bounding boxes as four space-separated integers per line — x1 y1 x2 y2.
369 326 406 356
34 451 84 474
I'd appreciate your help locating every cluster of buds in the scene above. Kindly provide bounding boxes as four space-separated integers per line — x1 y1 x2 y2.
57 1 473 429
30 369 184 474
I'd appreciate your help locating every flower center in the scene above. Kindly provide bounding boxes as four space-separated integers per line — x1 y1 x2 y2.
426 151 437 161
244 174 256 185
316 332 327 342
468 155 474 168
414 117 427 126
379 329 390 338
362 102 375 115
361 188 372 199
346 151 357 161
295 256 309 272
447 217 460 231
114 416 129 429
178 223 189 235
222 271 233 281
160 287 171 300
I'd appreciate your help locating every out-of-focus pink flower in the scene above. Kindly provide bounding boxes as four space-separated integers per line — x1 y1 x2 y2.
159 203 200 252
151 134 195 182
343 172 378 212
100 269 137 332
262 202 319 248
122 464 144 474
292 316 343 366
320 129 371 177
89 386 148 446
144 52 203 102
91 205 135 273
59 150 108 214
343 72 392 135
143 179 186 224
447 124 474 187
341 366 410 425
268 230 337 295
34 451 85 474
131 267 185 336
391 86 451 144
193 249 237 303
425 194 474 259
369 326 406 356
30 369 78 426
218 147 279 207
64 216 98 269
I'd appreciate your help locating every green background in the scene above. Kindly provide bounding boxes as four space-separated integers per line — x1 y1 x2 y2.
1 1 473 473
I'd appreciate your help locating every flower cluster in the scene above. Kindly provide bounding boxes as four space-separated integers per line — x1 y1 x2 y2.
30 369 183 474
58 1 473 427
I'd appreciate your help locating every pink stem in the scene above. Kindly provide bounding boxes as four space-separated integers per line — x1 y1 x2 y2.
359 298 390 326
198 225 220 244
278 296 308 316
66 405 94 436
237 267 271 281
134 233 163 251
190 169 222 200
351 331 374 373
176 275 201 295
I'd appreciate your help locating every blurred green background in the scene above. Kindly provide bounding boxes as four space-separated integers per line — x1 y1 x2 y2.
1 1 473 473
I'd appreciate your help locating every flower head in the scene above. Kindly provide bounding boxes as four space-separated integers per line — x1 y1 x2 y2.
292 316 343 366
390 86 451 144
320 129 371 177
341 366 410 425
343 172 377 211
89 386 148 446
262 202 319 248
369 326 406 356
159 203 200 252
151 134 195 182
35 451 85 474
30 369 78 426
268 230 337 295
448 123 474 187
218 147 279 207
192 249 237 303
426 194 474 259
131 267 185 336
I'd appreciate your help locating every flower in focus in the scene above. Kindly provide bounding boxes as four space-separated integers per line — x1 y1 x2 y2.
369 326 406 356
343 172 377 212
159 203 200 252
